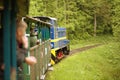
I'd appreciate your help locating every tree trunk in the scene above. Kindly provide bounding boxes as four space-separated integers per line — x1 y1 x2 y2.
94 14 97 36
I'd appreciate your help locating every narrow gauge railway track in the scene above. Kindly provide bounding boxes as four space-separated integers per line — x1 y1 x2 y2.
69 43 103 56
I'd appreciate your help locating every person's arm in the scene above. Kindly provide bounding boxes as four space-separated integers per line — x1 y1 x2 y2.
17 48 27 67
21 36 28 49
17 48 37 66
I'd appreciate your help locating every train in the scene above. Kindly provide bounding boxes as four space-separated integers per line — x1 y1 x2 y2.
0 0 70 80
34 16 70 64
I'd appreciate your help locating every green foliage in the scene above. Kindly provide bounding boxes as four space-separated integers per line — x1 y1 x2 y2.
29 0 119 41
111 0 120 41
29 0 45 16
77 0 112 35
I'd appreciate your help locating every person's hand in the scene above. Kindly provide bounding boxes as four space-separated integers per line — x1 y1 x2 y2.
25 56 37 65
22 36 28 49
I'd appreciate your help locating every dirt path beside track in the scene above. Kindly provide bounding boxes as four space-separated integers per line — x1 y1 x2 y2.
69 43 103 55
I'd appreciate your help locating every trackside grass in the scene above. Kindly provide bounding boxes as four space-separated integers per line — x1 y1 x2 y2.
70 35 115 50
46 38 120 80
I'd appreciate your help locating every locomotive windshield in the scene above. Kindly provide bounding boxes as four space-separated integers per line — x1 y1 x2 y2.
52 20 57 27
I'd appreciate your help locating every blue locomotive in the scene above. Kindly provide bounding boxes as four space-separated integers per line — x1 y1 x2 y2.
34 17 70 65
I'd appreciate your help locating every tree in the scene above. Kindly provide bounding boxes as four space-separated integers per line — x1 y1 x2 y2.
76 0 112 36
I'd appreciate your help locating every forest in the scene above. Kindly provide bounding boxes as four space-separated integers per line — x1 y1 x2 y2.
29 0 120 41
